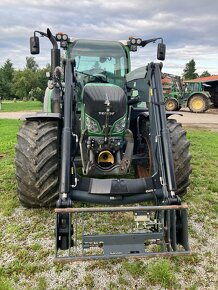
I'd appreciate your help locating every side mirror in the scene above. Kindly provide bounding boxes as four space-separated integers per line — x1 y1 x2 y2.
157 43 166 61
30 36 40 54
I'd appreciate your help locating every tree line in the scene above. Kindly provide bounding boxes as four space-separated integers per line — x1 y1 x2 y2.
0 57 212 101
0 57 50 102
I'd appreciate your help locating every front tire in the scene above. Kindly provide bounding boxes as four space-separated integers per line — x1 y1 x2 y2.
168 119 192 196
15 120 60 207
165 98 179 111
136 119 192 197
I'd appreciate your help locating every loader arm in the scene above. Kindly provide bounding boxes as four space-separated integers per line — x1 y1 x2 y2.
147 63 177 197
126 63 177 199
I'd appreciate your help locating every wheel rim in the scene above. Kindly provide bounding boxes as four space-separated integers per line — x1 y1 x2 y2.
191 98 204 110
166 99 177 111
167 100 175 110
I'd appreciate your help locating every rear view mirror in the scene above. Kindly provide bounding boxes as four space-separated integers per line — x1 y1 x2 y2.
30 36 40 54
157 43 166 61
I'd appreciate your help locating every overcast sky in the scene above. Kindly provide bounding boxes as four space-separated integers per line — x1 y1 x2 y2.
0 0 218 75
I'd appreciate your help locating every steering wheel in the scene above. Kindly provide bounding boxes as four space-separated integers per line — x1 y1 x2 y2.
93 73 108 83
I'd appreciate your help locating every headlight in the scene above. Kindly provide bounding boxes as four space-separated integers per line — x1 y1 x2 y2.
85 115 101 133
112 115 126 133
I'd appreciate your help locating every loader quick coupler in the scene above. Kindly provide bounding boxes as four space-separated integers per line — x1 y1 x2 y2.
54 204 190 262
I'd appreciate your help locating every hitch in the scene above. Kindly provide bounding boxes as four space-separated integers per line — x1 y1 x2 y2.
54 204 190 262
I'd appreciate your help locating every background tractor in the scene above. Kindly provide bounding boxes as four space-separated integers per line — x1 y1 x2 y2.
163 74 211 112
15 29 192 260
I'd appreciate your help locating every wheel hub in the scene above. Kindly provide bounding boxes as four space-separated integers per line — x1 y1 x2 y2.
192 98 204 110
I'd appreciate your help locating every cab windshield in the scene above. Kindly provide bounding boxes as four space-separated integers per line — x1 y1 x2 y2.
70 39 128 89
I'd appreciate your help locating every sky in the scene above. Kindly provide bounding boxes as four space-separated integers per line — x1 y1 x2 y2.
0 0 218 76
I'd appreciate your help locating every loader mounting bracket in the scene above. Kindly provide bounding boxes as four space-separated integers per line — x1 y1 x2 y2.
54 204 190 262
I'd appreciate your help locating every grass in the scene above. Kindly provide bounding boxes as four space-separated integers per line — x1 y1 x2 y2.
0 119 21 215
0 120 217 289
0 100 42 112
185 129 218 219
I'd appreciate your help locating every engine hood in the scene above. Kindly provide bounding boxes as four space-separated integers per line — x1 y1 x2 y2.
81 83 127 135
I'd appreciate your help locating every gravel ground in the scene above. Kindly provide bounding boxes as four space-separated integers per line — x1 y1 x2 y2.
169 108 218 131
0 111 39 119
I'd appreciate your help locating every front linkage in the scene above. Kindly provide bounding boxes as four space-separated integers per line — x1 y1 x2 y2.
55 61 190 261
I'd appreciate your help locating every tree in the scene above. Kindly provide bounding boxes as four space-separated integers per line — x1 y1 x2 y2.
183 59 198 80
0 59 15 99
12 69 36 100
34 65 51 102
12 63 50 102
26 57 39 72
200 71 211 78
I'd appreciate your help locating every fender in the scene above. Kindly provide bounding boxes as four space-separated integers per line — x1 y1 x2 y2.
22 112 61 120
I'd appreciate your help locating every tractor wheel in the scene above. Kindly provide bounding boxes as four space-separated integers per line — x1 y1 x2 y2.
165 98 179 111
136 119 192 197
168 119 192 196
15 120 60 207
188 94 209 113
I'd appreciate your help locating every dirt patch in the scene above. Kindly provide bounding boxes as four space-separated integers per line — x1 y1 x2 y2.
0 111 32 119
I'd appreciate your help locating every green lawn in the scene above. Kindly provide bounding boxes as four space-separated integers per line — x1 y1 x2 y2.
0 101 42 112
0 120 217 290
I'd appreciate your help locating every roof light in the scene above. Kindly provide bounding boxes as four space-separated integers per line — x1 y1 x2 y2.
60 41 68 49
130 38 136 45
62 34 68 41
128 37 143 47
136 38 142 45
56 33 62 41
56 32 68 42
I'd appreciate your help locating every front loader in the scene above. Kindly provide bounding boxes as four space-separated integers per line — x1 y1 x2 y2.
15 29 192 261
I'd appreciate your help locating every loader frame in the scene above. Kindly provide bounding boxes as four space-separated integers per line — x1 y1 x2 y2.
53 61 190 260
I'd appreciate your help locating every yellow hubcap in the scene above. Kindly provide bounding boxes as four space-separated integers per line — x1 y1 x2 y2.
166 100 176 110
167 101 174 109
192 98 204 110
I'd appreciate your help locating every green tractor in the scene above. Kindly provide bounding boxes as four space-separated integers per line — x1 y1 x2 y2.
163 74 211 112
15 29 192 261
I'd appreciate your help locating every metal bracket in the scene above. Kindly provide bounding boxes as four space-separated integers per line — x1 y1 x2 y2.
54 204 190 262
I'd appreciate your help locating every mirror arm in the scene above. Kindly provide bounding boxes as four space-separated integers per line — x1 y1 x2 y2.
34 30 48 38
141 37 163 47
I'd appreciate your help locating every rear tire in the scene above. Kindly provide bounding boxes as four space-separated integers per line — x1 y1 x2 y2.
188 94 209 113
15 120 60 207
165 98 179 111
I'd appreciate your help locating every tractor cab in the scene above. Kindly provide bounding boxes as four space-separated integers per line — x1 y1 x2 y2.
70 39 128 90
68 39 129 115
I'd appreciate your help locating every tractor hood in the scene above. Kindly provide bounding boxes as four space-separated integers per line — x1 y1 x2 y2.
81 83 127 136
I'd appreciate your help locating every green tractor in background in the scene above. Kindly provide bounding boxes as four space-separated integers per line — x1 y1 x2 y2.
163 74 211 112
